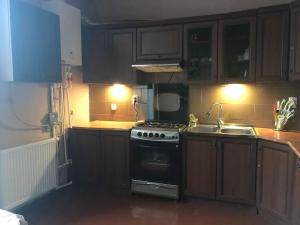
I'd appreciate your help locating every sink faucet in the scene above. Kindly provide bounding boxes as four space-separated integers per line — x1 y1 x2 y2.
206 102 224 129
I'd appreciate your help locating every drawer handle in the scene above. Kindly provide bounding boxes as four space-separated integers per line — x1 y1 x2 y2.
296 160 300 169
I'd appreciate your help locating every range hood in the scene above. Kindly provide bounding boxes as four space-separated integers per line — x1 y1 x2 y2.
132 61 183 73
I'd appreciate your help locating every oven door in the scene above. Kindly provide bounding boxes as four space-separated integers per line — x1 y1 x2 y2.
130 139 182 185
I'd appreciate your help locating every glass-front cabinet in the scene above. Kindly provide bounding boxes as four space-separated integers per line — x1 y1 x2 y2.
184 22 218 83
218 17 256 82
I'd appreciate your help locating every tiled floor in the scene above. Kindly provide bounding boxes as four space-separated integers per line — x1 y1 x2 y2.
16 186 270 225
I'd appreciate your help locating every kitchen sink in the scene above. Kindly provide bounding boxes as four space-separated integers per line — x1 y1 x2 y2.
186 124 256 137
186 124 219 134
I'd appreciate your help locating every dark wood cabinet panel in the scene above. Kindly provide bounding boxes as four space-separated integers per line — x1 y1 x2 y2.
82 28 137 84
70 130 101 185
137 25 183 60
256 11 289 82
256 141 294 225
9 0 61 82
70 129 130 192
217 138 256 204
184 137 217 199
218 16 256 83
290 3 300 80
102 131 130 191
82 29 108 83
290 157 300 225
107 29 136 84
184 22 218 83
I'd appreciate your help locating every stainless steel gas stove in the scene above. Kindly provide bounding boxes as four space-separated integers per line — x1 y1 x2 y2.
130 121 186 200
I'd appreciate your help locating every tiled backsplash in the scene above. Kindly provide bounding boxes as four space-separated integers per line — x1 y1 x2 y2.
190 83 300 130
89 84 148 121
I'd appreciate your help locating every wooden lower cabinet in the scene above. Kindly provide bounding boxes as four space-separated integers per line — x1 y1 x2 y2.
70 130 101 185
217 138 257 205
290 157 300 225
70 129 130 192
184 137 217 199
256 140 294 225
102 131 130 191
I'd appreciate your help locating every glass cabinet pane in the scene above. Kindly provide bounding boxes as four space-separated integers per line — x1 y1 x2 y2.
222 23 251 80
186 26 213 81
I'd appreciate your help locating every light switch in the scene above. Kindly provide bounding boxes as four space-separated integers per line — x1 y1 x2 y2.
111 103 117 111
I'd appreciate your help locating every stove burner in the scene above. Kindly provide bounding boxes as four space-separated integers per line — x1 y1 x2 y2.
137 121 186 129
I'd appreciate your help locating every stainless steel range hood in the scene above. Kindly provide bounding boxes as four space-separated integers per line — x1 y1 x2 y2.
132 61 183 73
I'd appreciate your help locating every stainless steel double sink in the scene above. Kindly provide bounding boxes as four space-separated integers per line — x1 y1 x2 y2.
185 124 257 137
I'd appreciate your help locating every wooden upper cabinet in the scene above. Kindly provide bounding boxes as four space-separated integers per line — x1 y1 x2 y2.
290 156 300 225
107 28 137 84
137 25 183 61
82 28 136 84
289 2 300 80
184 22 218 83
82 29 108 83
218 16 256 83
184 137 217 199
256 141 294 225
216 138 257 205
256 11 289 82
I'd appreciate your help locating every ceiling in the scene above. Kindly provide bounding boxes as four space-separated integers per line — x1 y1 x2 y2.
66 0 293 23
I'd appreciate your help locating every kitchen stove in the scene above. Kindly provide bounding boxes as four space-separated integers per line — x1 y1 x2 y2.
130 120 186 200
131 121 186 142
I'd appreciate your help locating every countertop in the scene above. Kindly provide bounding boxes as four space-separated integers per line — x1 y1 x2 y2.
72 120 136 131
256 128 300 158
71 121 300 158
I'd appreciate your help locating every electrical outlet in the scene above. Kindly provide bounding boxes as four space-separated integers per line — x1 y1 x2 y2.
132 95 139 105
289 97 298 109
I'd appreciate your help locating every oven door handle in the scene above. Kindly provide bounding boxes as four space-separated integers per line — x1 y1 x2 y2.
135 144 179 150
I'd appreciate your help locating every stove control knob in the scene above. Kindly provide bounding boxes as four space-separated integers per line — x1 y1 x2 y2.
143 132 148 137
149 133 153 137
137 132 142 137
160 134 165 138
155 133 159 138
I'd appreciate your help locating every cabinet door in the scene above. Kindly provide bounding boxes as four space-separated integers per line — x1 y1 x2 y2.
290 157 300 225
184 137 217 199
107 28 136 84
184 22 218 83
218 17 256 83
10 0 61 82
256 11 289 82
137 25 182 60
70 130 101 185
217 138 256 204
256 141 294 225
82 29 109 83
290 3 300 80
102 131 130 191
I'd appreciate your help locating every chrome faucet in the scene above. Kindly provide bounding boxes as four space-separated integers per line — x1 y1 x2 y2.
206 102 224 129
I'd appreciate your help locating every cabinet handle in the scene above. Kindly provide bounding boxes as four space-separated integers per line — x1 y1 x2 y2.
296 160 300 169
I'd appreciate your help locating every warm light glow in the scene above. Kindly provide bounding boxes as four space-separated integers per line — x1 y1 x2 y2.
110 84 128 101
223 84 247 101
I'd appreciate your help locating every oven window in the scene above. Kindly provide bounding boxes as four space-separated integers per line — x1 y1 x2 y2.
141 150 170 173
131 141 181 185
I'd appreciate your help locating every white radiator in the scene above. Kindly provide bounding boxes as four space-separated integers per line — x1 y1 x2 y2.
0 139 58 210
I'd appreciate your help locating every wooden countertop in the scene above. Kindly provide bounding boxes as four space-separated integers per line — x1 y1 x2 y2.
72 121 300 158
256 128 300 158
72 120 136 131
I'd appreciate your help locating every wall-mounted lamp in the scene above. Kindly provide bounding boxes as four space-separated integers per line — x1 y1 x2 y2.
110 84 128 101
223 84 247 101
